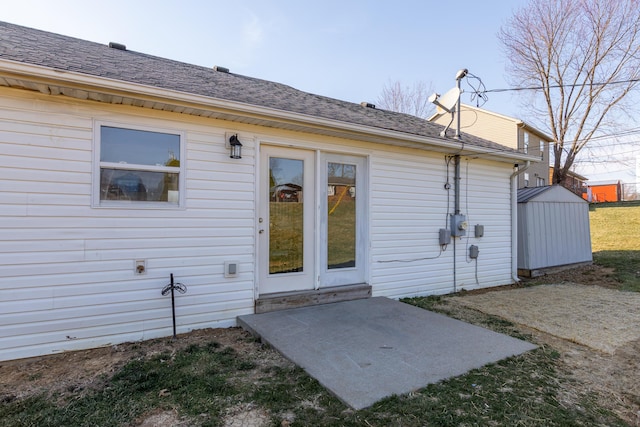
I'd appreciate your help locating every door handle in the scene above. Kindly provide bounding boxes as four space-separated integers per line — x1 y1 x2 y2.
259 229 265 234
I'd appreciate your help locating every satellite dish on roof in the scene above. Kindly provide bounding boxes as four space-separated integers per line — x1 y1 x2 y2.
429 87 461 115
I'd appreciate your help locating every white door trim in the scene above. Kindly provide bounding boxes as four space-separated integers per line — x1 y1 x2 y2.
258 145 316 295
319 153 368 287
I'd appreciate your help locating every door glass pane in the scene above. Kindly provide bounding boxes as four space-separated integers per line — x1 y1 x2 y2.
269 157 304 274
327 162 356 269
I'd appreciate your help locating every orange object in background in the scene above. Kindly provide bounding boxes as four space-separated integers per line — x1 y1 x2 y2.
583 182 622 202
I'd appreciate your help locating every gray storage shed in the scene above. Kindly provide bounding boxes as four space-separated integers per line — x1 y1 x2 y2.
517 185 592 277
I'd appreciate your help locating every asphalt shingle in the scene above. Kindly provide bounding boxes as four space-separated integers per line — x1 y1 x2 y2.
0 21 518 154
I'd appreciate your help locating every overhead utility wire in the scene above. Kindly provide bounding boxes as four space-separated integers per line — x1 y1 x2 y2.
440 74 639 157
578 147 640 157
464 72 488 107
583 128 640 142
479 78 640 95
582 140 640 150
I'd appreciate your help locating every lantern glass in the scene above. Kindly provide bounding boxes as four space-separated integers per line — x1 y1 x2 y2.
229 135 242 159
230 144 241 159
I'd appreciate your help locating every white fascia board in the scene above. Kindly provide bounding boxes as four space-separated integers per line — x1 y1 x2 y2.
517 120 555 143
0 59 535 163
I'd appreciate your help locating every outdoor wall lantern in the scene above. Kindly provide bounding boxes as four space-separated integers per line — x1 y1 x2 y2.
228 134 243 159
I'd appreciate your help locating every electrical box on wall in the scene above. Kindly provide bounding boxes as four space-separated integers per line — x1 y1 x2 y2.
474 224 484 238
224 261 239 278
450 214 468 237
469 245 479 259
439 228 451 245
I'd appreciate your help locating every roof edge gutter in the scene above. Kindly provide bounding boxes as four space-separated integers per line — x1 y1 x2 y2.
516 120 555 143
0 59 536 163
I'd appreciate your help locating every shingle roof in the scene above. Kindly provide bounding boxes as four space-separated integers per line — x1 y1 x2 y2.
0 21 520 155
517 186 552 203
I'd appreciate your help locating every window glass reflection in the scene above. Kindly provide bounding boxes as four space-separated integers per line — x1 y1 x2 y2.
269 157 304 274
327 162 356 269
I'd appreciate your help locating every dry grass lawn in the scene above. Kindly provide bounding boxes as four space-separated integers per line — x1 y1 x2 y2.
589 204 640 251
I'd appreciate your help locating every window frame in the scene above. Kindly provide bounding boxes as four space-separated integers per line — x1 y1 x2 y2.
523 131 530 154
93 121 186 209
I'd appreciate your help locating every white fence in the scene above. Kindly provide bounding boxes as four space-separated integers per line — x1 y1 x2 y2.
622 182 639 201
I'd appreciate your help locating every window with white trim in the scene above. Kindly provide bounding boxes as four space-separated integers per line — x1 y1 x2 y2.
96 124 184 206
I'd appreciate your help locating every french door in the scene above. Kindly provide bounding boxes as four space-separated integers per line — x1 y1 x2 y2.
259 147 315 294
319 153 366 287
258 146 366 295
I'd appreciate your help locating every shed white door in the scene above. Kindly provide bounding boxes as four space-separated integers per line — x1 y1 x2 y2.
258 146 316 294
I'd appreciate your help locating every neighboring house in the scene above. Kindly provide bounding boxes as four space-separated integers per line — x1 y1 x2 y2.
429 104 551 189
583 181 622 203
0 22 538 361
549 167 589 197
517 186 592 277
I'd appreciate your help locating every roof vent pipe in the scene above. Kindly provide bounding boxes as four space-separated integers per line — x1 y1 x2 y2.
360 102 376 109
214 66 230 73
108 42 126 51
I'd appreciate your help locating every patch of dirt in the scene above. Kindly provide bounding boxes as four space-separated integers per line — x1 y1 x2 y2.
0 327 292 418
455 283 640 354
136 409 190 427
1 264 639 425
446 266 640 426
459 263 621 296
525 263 622 288
222 403 271 427
532 328 640 426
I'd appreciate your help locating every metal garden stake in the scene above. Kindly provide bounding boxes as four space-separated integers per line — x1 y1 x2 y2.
161 273 187 339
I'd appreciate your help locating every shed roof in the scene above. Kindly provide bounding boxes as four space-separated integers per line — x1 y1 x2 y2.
518 185 587 204
517 186 551 203
0 21 537 162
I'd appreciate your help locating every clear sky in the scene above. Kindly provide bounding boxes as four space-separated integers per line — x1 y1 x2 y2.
4 0 638 185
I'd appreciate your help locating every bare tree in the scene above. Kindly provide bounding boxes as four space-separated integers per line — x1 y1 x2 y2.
499 0 640 184
376 80 434 119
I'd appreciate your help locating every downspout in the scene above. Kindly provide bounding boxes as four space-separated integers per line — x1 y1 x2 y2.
510 161 530 283
453 155 461 292
451 69 467 293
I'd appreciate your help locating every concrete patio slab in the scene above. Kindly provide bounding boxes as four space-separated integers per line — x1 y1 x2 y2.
237 297 537 409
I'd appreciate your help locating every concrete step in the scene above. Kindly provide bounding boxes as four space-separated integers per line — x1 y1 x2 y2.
255 283 371 313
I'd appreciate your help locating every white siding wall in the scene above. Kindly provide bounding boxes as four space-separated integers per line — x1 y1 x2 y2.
433 108 552 189
370 153 513 299
0 90 256 361
432 107 517 149
0 88 517 361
